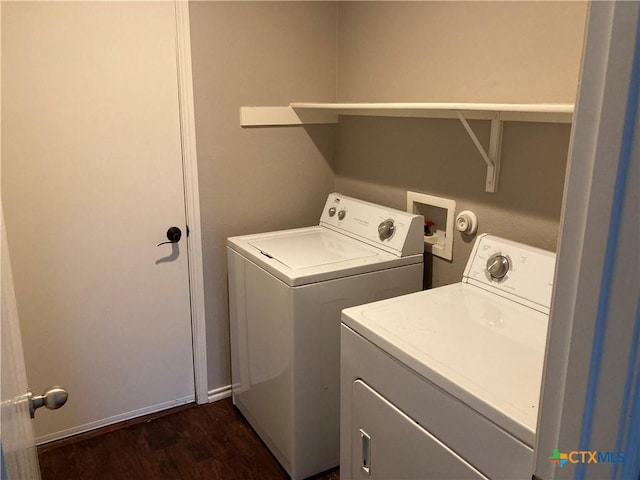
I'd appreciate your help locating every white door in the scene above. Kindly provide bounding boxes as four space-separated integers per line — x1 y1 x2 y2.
1 1 195 443
350 380 488 480
1 210 41 479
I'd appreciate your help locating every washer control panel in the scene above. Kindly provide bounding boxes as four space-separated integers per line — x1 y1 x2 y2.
319 193 424 257
463 234 556 311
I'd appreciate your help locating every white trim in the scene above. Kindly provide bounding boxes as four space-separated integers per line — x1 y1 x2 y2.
174 0 208 405
35 385 234 445
35 395 195 446
208 385 233 403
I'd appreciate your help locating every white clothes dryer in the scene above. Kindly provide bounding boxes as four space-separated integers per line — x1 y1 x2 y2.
227 193 424 480
340 234 556 480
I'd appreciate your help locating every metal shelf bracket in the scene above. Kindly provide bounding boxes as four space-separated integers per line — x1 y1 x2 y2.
455 111 503 193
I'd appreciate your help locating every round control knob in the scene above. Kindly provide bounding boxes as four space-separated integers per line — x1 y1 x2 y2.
328 206 337 217
486 254 510 280
337 209 346 220
378 219 396 241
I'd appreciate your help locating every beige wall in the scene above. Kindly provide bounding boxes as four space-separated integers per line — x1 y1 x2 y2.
334 1 587 287
190 1 587 391
189 2 338 389
337 1 587 103
335 118 572 287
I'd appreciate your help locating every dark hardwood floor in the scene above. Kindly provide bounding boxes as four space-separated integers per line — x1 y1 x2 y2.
38 398 340 480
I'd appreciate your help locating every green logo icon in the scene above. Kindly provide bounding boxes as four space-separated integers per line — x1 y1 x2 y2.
549 449 569 468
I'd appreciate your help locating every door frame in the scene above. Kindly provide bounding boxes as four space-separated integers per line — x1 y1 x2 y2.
533 1 640 478
174 0 208 405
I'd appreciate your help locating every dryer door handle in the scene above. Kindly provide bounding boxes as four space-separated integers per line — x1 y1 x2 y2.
360 428 372 476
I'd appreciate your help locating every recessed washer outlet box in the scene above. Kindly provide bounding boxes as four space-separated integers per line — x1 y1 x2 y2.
407 191 456 261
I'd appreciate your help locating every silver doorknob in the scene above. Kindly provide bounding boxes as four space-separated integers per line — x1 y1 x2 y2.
28 386 68 418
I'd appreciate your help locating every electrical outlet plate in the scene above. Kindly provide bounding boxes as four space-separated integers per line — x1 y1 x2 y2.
407 191 456 261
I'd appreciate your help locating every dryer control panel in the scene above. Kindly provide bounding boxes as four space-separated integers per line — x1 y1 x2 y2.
463 234 556 313
319 193 424 257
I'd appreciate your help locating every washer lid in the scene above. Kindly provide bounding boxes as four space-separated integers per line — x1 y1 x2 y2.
341 282 548 447
248 229 377 269
228 226 422 287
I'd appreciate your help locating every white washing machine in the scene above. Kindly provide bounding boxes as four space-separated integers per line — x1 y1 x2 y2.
340 234 556 480
227 193 424 479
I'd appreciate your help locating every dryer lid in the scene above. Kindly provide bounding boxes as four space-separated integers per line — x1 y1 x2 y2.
248 229 378 269
341 282 549 446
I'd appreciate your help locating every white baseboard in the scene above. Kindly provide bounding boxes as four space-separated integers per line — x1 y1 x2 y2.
208 385 232 403
36 395 194 446
36 386 233 445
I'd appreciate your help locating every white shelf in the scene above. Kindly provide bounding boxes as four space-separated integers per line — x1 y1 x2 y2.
239 102 575 193
240 102 574 126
